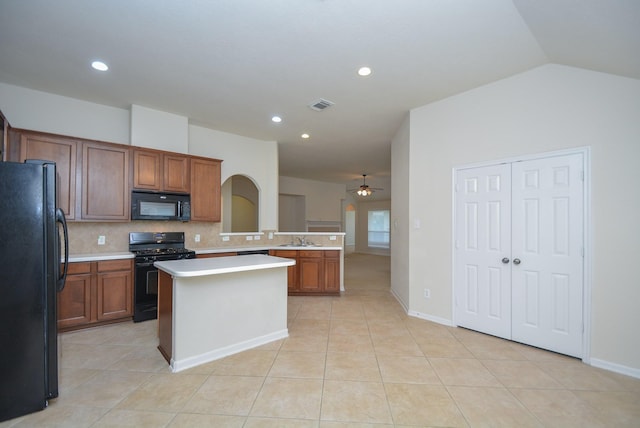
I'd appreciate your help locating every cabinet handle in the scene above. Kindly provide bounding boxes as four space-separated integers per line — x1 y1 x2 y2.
513 258 521 265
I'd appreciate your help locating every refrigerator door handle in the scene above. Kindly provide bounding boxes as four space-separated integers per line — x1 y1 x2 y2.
56 208 69 291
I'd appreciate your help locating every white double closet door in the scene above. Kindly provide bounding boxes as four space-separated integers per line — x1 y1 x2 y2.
454 153 584 358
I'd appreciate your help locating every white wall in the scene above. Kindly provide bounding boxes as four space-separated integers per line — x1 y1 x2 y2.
279 176 346 223
0 82 279 231
390 114 411 310
188 125 278 230
0 83 129 144
396 64 640 374
131 105 188 153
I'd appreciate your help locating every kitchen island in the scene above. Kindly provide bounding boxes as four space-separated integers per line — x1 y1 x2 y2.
154 254 295 372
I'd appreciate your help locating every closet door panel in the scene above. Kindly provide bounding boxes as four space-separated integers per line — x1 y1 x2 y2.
511 154 584 358
454 164 512 339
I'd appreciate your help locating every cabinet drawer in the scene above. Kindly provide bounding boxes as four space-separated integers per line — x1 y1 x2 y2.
66 262 91 275
272 250 297 258
299 250 323 258
97 259 132 272
324 250 340 258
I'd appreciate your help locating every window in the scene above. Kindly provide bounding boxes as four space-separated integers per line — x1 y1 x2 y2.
368 210 390 248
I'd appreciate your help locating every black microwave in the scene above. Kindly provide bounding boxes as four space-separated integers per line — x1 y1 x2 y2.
131 190 191 221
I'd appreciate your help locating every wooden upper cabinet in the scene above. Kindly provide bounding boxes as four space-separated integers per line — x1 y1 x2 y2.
190 157 221 222
132 149 162 190
163 154 190 193
133 149 190 193
19 133 77 219
81 142 130 221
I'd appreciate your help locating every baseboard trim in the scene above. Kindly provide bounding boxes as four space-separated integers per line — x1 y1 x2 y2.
407 310 454 327
590 358 640 379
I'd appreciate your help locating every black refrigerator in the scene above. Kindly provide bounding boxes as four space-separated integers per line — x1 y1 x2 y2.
0 160 69 422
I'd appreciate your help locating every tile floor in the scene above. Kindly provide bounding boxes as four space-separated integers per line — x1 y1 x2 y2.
3 253 640 427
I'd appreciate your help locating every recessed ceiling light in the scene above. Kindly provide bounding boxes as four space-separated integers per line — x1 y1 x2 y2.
357 66 372 77
91 60 109 71
271 116 282 123
301 133 310 139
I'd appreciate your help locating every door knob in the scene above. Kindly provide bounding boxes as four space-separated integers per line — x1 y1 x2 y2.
501 257 510 264
513 258 521 265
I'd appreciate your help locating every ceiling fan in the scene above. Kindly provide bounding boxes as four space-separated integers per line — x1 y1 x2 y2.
348 174 383 196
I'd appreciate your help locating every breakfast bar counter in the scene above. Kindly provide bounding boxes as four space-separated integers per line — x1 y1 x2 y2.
154 254 295 372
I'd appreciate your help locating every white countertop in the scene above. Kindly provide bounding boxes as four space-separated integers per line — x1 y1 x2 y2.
67 245 342 262
155 254 296 278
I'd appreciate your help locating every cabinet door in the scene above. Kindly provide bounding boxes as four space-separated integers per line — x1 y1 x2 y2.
164 154 190 193
96 269 132 321
20 133 77 219
271 250 298 292
133 149 162 191
57 263 92 329
324 251 340 293
299 252 323 292
190 157 221 222
81 142 130 220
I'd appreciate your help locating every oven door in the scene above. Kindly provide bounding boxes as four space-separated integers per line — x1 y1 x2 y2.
134 260 159 322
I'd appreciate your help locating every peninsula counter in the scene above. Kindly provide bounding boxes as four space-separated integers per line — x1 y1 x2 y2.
154 254 295 372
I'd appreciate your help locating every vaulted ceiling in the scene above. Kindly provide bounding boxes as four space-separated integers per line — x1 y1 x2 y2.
1 0 638 200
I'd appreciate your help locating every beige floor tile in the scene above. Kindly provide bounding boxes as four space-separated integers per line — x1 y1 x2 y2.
573 390 640 427
511 388 608 428
448 386 542 427
385 383 468 427
60 343 135 370
59 370 153 408
168 413 246 427
482 359 563 388
376 355 441 384
210 349 278 376
330 301 366 320
58 367 101 392
464 340 529 360
325 352 381 382
371 336 422 357
106 345 169 373
91 409 175 427
416 335 474 358
296 302 333 320
280 332 329 353
288 318 331 335
245 417 320 427
116 373 208 412
250 377 323 419
10 403 108 428
319 423 392 428
327 333 374 353
430 358 502 387
182 375 264 416
320 380 392 424
535 360 630 390
269 351 326 379
329 318 370 336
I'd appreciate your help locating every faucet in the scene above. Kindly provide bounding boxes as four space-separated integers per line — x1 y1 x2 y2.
297 236 307 246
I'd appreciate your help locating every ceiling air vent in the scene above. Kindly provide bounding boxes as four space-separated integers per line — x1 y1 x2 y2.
308 98 334 111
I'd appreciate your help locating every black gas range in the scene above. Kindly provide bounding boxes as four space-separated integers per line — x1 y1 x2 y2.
129 232 196 322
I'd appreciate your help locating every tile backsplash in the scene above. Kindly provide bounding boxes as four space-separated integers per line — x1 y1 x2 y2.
66 222 343 255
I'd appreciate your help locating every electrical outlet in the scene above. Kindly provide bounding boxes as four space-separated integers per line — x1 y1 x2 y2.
329 235 337 241
268 232 274 239
222 236 230 242
423 288 430 299
194 234 201 242
254 235 261 241
246 235 253 241
97 235 106 245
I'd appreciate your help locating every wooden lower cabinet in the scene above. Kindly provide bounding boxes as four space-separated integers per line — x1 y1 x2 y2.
58 259 133 331
196 252 238 258
270 249 340 295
